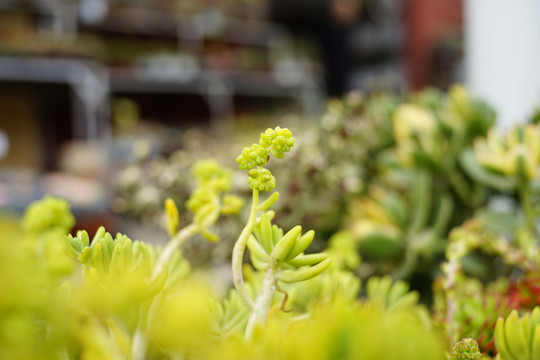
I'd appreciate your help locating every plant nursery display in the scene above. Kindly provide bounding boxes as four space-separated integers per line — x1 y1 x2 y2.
7 91 540 359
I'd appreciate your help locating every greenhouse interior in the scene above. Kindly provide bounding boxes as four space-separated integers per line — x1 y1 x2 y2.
1 0 540 359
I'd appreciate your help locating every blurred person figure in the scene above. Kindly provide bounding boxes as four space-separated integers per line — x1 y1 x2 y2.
271 0 362 97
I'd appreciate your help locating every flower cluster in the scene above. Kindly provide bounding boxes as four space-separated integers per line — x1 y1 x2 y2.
21 195 75 235
192 159 232 192
259 127 295 158
236 144 269 170
185 159 244 241
248 169 276 192
236 126 295 191
451 338 487 360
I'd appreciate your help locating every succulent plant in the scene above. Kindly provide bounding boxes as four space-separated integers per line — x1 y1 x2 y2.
495 308 540 360
451 337 488 360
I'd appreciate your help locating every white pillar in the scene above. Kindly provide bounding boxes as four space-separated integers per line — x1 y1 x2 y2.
465 0 540 129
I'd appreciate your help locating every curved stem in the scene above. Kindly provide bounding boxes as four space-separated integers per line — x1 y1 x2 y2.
432 194 454 236
132 223 198 360
153 223 198 279
392 246 418 280
409 171 431 235
446 168 475 208
245 266 277 340
131 326 147 360
232 189 259 312
443 259 460 345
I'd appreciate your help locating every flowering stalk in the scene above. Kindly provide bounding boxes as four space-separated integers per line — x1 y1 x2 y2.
245 266 278 338
132 221 199 360
153 223 198 279
133 160 244 360
232 127 294 312
232 189 259 311
234 127 331 339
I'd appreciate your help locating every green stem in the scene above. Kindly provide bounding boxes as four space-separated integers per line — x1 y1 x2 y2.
443 259 460 346
132 320 148 360
409 171 431 235
232 189 259 312
245 266 277 340
392 247 418 280
446 167 475 208
432 194 454 236
132 223 199 360
153 223 198 279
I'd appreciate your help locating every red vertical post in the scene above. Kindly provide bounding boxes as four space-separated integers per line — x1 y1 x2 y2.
405 0 463 89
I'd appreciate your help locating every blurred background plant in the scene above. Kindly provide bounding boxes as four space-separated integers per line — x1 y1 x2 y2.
340 85 495 296
428 119 540 356
433 218 540 356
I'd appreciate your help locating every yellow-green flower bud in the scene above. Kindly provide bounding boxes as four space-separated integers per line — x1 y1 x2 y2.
259 126 295 159
186 188 214 214
165 198 180 237
220 194 245 215
248 168 276 192
192 159 232 192
21 196 75 235
236 144 269 170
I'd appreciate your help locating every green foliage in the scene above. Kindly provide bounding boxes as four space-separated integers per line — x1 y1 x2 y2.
210 299 447 360
209 288 251 338
0 118 463 359
285 268 361 313
0 223 63 359
495 308 540 360
113 144 246 266
473 124 540 181
149 281 215 353
325 231 361 271
434 275 510 354
247 211 331 282
322 85 496 286
435 218 540 356
464 122 540 236
69 227 190 301
233 127 334 339
366 276 419 313
25 98 540 359
269 92 397 237
21 195 75 235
